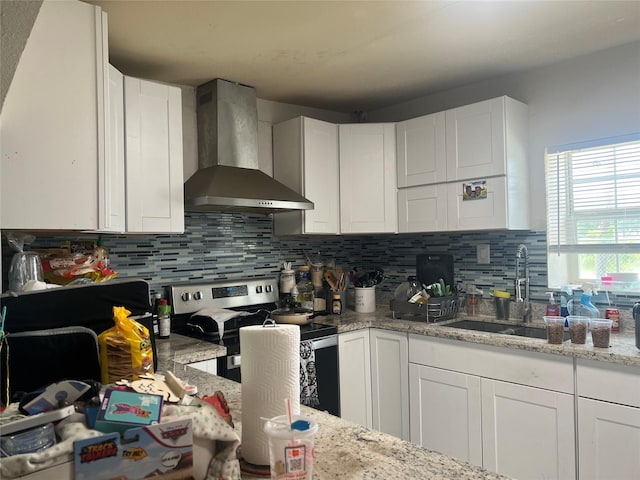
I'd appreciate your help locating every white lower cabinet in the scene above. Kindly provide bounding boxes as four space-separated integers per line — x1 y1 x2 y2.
481 378 575 480
576 358 640 479
188 359 218 376
370 329 409 440
408 334 576 480
339 329 409 439
338 330 372 428
577 398 640 480
409 363 482 465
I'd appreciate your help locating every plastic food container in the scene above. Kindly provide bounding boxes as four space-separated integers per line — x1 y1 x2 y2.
590 318 613 348
544 316 566 344
0 422 55 456
566 316 589 344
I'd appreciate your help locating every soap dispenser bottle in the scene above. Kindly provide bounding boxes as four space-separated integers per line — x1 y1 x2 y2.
545 292 560 316
559 285 572 317
577 285 600 318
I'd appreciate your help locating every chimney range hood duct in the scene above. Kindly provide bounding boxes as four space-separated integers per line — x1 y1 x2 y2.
184 79 313 214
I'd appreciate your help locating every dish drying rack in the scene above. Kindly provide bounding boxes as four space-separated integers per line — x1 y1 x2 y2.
390 294 459 322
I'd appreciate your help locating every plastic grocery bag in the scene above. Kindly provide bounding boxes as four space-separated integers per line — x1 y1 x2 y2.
98 306 154 384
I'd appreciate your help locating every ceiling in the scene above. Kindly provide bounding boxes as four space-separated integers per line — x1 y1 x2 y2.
86 0 640 112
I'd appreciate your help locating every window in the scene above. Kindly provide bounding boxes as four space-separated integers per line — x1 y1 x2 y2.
546 134 640 292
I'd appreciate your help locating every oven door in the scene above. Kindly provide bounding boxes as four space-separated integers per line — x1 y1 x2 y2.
216 334 340 417
310 334 340 417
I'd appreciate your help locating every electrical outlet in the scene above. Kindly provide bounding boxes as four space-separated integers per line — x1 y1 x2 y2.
477 244 490 264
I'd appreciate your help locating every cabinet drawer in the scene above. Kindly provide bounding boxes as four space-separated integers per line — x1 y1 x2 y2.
409 334 573 394
576 358 640 407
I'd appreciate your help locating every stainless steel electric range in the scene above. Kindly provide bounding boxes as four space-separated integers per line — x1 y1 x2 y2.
167 276 340 416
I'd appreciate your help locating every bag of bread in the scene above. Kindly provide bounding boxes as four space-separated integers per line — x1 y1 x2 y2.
98 306 154 384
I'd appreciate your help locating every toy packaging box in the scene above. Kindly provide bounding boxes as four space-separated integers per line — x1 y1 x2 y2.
73 418 193 480
95 389 163 434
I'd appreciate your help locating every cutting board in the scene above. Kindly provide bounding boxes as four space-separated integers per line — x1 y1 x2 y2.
416 254 454 289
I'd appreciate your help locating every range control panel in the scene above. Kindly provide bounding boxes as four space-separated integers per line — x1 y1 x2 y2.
169 277 279 315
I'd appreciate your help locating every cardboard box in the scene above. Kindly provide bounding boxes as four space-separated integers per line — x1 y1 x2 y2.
74 418 193 480
95 389 163 434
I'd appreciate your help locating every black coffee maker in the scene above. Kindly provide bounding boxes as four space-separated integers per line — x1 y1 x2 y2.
634 302 640 350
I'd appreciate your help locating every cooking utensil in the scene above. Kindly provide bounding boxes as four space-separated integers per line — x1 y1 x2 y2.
270 307 314 325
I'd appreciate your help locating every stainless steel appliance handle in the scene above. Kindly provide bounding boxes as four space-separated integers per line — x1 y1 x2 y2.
310 335 337 350
226 354 241 370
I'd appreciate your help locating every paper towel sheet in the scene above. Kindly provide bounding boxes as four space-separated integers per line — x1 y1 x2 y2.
240 324 300 466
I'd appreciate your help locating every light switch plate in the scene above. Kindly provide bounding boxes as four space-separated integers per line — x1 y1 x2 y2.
477 244 490 264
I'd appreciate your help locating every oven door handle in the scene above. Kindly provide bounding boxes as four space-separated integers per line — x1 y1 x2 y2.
310 335 337 350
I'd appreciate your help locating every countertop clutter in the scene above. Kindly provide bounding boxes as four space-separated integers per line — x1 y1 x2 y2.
161 307 640 369
155 305 638 479
159 344 509 480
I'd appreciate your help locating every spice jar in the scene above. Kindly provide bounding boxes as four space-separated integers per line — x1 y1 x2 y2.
332 294 343 315
279 269 295 294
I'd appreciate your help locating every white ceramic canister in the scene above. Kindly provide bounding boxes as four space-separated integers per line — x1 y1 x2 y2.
354 286 376 313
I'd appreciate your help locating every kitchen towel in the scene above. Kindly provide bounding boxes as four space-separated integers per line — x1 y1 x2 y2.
239 323 300 466
300 340 319 408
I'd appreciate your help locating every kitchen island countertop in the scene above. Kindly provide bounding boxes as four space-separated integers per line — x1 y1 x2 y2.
158 348 510 480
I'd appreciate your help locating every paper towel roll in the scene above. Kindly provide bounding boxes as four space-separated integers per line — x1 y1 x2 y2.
240 323 300 466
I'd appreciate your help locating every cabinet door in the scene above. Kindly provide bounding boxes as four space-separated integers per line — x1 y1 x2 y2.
409 364 483 466
578 397 640 480
396 112 446 188
303 118 340 233
398 184 448 232
370 330 409 440
481 378 576 480
446 177 508 231
338 330 372 428
339 124 397 233
124 77 184 233
105 65 126 233
272 117 339 235
445 97 506 181
1 1 108 230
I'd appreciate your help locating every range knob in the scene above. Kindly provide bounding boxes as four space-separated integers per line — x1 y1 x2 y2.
265 284 273 293
193 291 203 300
181 292 192 302
256 285 263 294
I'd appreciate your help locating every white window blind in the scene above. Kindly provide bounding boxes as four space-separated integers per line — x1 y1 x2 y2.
546 133 640 287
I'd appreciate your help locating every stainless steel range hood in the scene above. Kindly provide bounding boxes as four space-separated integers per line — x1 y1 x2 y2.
184 79 313 214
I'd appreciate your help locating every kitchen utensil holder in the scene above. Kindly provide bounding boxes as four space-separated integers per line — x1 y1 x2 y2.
390 294 459 322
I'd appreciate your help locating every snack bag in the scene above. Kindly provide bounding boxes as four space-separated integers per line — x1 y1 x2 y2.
98 306 154 384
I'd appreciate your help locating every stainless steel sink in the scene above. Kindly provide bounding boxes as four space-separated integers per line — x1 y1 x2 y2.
444 320 570 341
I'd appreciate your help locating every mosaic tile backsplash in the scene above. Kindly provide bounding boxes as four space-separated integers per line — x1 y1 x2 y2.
2 212 637 308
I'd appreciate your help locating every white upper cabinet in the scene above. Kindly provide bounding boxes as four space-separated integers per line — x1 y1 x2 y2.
396 112 447 188
397 183 448 233
445 96 527 181
1 1 111 230
397 96 529 232
273 117 340 235
123 76 184 233
339 123 397 234
106 65 126 233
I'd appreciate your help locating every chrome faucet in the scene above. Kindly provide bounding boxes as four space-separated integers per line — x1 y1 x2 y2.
515 244 532 323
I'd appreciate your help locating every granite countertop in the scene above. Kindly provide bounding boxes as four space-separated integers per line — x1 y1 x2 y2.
159 351 510 480
154 306 637 479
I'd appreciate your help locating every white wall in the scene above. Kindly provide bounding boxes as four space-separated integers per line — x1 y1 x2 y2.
366 41 640 231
